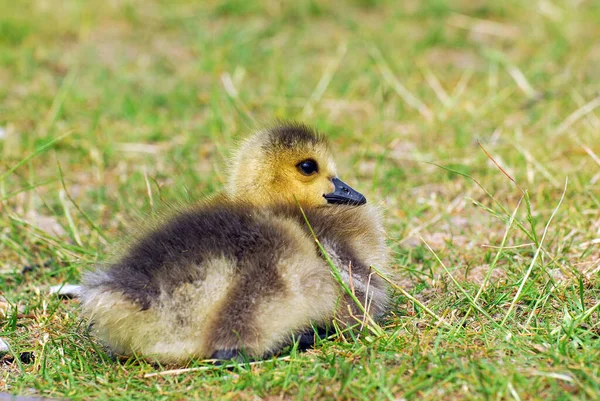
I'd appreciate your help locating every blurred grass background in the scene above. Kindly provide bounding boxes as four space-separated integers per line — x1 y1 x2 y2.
1 0 599 399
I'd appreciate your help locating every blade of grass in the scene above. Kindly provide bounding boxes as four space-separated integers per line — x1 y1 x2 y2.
369 44 433 122
0 179 57 202
144 355 292 378
551 299 600 338
302 43 347 117
370 265 451 329
59 189 83 247
421 237 509 333
429 156 563 271
553 95 600 137
57 161 109 244
501 177 568 326
37 67 78 137
455 196 523 332
295 198 385 337
0 132 72 183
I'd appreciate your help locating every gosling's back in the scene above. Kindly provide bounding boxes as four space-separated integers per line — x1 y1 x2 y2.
81 202 341 362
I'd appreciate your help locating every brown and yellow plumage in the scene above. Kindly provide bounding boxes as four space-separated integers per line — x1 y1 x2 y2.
80 122 389 363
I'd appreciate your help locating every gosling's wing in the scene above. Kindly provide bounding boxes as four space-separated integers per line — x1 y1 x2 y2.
80 204 339 362
274 204 391 320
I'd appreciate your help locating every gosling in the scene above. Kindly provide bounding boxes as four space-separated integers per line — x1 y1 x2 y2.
80 123 389 364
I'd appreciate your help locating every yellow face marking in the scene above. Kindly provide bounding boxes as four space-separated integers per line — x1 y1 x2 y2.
226 131 341 207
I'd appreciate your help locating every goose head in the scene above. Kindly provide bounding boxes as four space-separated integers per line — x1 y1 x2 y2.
226 123 366 207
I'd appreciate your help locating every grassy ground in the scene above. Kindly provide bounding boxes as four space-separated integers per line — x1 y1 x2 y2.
1 0 599 399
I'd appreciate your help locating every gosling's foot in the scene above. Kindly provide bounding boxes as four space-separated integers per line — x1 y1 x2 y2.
210 349 250 365
295 327 330 351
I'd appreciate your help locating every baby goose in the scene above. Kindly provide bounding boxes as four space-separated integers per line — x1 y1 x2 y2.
80 123 389 364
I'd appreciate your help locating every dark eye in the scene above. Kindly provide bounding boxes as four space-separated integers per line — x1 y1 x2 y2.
297 159 319 176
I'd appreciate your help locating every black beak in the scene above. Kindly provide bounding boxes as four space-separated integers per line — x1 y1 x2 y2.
323 178 367 206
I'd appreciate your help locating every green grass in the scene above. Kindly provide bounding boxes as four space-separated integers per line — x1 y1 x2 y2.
1 0 600 399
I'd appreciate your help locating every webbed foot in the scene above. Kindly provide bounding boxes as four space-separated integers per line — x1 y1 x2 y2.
295 327 330 351
210 349 250 365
